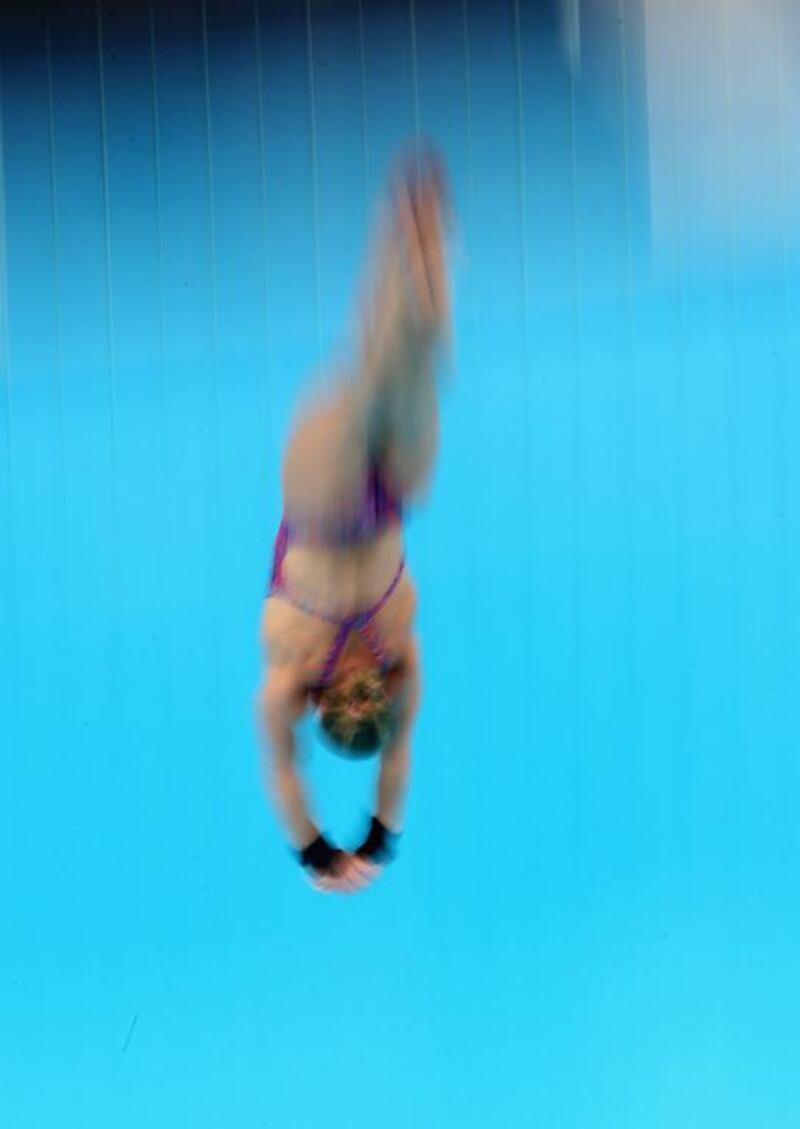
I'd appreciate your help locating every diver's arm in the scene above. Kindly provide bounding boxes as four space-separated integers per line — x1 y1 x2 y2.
374 639 420 831
257 668 318 849
375 735 412 833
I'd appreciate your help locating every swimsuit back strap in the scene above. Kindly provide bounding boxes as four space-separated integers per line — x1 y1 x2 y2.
316 557 406 686
317 622 353 688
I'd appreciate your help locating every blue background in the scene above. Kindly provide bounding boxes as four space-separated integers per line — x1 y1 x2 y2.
1 1 799 1125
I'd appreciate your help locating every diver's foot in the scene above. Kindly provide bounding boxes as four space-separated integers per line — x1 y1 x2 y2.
392 150 449 336
310 853 380 895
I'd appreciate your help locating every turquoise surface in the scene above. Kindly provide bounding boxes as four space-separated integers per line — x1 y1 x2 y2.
1 2 798 1126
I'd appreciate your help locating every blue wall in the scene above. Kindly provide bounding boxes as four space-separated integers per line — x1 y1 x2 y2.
1 2 799 1126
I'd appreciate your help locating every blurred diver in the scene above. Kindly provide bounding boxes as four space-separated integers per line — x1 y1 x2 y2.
257 149 451 893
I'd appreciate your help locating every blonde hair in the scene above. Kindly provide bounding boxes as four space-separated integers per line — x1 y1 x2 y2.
317 667 395 757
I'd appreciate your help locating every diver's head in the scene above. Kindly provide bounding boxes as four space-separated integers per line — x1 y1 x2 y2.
314 667 398 759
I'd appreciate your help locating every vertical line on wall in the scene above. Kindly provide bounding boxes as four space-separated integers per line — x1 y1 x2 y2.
774 0 790 325
772 0 791 746
666 0 688 424
356 0 372 213
147 0 169 510
460 0 477 579
461 0 475 320
148 0 172 747
253 0 272 381
559 0 582 78
95 2 119 534
616 0 634 330
719 0 742 792
512 0 531 369
44 17 69 569
95 0 122 758
567 59 583 342
200 0 221 467
0 53 18 688
95 0 120 620
665 0 690 859
409 0 420 153
615 0 640 818
305 0 323 367
44 13 76 763
512 0 539 837
666 0 686 341
199 0 224 759
720 0 740 326
566 7 586 843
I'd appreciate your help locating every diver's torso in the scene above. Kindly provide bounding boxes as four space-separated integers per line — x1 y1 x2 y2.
262 525 416 685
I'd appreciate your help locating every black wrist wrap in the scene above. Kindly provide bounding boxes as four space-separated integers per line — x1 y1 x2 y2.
299 833 341 874
355 816 398 864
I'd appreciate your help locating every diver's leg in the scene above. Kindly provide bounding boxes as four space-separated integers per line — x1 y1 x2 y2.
281 377 373 532
366 159 449 500
282 155 448 525
280 196 396 527
375 348 440 501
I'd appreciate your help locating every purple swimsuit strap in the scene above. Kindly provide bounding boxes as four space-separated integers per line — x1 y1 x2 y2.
268 463 405 687
314 557 406 687
269 520 291 590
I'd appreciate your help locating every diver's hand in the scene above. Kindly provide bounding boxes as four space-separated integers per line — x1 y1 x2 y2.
310 853 381 895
